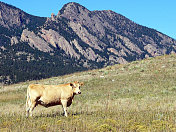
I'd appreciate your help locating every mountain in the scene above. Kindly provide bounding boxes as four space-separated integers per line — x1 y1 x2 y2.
0 2 176 84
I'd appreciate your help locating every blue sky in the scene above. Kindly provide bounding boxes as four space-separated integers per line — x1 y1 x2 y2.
1 0 176 39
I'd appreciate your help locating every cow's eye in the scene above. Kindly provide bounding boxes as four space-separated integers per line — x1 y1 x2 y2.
79 86 81 89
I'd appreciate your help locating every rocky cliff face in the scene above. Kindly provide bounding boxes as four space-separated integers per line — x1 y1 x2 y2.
56 2 176 62
25 2 176 64
21 29 53 52
0 1 176 84
0 2 30 28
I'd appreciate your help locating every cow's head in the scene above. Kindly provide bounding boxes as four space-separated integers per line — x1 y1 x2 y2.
70 81 84 95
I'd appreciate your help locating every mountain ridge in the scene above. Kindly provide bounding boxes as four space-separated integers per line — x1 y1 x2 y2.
0 1 176 84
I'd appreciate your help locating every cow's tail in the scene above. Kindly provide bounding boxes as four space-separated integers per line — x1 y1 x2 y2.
26 86 31 117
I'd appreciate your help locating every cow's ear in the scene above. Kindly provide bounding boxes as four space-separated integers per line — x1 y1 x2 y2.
70 83 74 87
70 83 76 89
80 82 84 86
70 83 76 88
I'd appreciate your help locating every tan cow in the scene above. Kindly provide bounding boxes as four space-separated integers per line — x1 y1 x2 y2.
26 81 83 117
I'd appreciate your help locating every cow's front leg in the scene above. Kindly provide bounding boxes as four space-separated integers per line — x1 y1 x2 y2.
61 100 68 117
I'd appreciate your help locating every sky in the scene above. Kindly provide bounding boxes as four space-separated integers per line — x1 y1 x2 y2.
1 0 176 39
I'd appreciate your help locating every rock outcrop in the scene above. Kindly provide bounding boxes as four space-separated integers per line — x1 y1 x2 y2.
21 29 53 52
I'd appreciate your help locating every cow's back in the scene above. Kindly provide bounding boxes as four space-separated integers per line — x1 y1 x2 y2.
41 84 73 102
28 84 45 99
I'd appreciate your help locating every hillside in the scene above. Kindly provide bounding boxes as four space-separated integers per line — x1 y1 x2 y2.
0 54 176 131
0 2 176 84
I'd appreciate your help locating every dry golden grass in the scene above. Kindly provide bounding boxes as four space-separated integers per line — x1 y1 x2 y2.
0 54 176 131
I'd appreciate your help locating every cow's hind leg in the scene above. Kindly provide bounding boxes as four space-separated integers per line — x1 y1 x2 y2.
61 100 68 117
28 100 37 117
26 99 30 117
26 92 31 117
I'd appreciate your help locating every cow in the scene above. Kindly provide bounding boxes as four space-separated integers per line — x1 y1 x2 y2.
26 81 83 117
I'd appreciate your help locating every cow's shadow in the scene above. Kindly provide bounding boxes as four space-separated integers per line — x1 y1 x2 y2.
34 112 64 118
34 111 86 118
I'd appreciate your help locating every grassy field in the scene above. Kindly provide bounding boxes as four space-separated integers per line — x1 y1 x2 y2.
0 54 176 131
